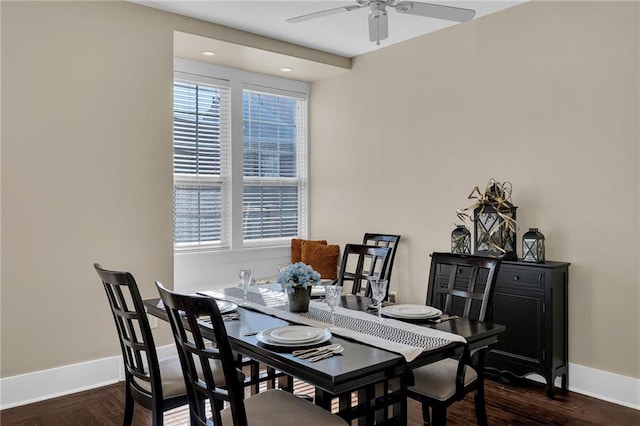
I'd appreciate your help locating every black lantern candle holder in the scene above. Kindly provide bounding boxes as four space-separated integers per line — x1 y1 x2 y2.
522 228 545 263
474 203 518 260
451 225 471 254
457 180 519 261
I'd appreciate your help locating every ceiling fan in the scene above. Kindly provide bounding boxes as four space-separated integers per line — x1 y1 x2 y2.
286 0 476 46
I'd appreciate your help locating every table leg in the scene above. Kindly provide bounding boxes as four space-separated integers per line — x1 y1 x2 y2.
392 373 407 425
357 386 374 426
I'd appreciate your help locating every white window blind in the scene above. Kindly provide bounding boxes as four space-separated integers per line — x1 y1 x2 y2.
173 78 230 248
242 88 307 242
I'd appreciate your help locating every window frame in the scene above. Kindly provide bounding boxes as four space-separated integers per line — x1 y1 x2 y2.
173 58 310 253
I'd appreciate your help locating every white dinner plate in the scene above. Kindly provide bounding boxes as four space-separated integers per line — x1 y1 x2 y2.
263 326 325 344
215 300 238 314
381 304 442 319
256 328 331 348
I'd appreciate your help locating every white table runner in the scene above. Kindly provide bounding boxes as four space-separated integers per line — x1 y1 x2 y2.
200 286 466 362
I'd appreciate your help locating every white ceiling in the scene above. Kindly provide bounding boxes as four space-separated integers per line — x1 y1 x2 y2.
173 31 352 81
134 1 526 58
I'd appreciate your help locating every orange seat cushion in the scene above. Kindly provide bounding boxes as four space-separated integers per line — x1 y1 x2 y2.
301 241 340 280
291 238 327 264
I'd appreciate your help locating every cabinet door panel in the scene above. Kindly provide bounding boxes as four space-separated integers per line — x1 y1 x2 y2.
492 291 544 365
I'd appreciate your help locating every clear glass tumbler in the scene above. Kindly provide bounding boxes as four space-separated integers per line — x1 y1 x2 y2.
324 285 342 324
239 269 254 299
369 279 388 321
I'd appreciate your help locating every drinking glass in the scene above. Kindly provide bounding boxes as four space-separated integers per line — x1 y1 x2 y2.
239 269 254 299
324 285 342 324
369 279 388 321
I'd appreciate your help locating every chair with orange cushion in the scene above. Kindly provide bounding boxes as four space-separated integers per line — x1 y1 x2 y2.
291 238 340 280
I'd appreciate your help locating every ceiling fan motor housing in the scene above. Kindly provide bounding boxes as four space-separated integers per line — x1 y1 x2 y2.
370 1 388 17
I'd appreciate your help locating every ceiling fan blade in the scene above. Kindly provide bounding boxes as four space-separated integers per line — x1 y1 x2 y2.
286 4 364 24
368 11 389 43
394 1 476 22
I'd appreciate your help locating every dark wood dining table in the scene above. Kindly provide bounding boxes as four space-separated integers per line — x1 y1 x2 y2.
144 291 504 426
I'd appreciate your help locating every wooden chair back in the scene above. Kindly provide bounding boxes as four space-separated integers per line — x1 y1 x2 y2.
426 252 501 322
93 264 165 412
337 243 391 299
363 233 401 288
156 283 247 426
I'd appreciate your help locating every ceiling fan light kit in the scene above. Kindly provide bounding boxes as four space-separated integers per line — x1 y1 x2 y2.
286 0 476 46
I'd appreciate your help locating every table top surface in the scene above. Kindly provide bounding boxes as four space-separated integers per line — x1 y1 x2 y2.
144 292 504 394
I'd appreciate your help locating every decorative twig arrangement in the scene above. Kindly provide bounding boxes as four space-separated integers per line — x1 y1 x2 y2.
456 179 518 257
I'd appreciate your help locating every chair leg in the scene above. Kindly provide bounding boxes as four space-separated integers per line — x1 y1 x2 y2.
151 408 163 426
420 401 431 426
191 397 206 426
122 382 134 426
211 400 224 426
431 405 447 426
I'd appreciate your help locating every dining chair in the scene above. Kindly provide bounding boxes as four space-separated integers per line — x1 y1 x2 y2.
336 243 392 299
406 252 501 426
155 283 348 426
362 233 401 288
93 263 191 426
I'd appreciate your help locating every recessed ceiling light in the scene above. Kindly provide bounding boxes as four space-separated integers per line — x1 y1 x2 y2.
280 67 294 72
201 51 216 56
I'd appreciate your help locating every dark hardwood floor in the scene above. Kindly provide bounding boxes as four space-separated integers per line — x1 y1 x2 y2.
1 378 638 425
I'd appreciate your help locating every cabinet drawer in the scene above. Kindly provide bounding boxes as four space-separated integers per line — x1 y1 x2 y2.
497 266 545 290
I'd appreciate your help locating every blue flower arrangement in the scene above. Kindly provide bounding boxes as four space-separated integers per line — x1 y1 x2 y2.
276 262 321 290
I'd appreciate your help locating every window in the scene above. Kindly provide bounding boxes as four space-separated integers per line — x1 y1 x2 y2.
173 62 308 251
173 78 230 248
242 89 306 241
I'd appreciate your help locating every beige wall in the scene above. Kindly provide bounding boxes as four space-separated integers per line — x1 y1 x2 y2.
0 1 344 378
1 1 174 377
310 1 640 379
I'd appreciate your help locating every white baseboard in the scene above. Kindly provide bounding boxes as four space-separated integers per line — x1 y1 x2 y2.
0 345 177 410
568 364 640 410
492 363 639 411
1 352 638 411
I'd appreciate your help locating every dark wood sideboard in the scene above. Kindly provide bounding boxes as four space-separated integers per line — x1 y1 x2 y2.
435 258 570 398
485 260 570 398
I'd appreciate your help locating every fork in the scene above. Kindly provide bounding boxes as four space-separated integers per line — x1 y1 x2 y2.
292 344 338 358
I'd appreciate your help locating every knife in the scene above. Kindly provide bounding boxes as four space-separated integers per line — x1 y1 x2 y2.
292 344 334 357
428 315 459 323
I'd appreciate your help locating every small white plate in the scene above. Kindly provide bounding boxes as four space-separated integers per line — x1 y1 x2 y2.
263 326 325 344
381 304 442 319
256 328 331 348
310 286 326 296
215 300 238 314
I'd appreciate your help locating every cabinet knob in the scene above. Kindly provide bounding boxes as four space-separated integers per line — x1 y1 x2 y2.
512 275 520 281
